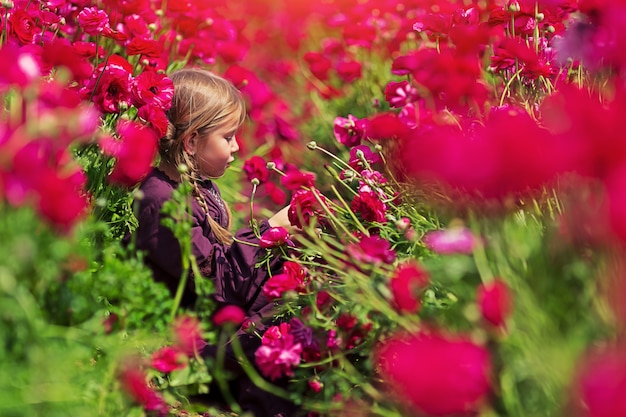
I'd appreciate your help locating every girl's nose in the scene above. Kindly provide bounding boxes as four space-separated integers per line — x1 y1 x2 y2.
232 137 240 153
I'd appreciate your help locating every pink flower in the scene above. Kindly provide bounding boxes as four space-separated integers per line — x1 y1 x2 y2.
477 279 514 327
255 323 302 381
259 226 293 248
346 235 396 265
384 80 419 108
131 70 174 110
351 184 387 223
376 331 491 416
423 226 478 255
263 272 300 300
333 114 368 147
77 7 110 36
0 44 41 88
9 10 39 45
390 261 430 313
151 346 186 373
335 59 362 83
172 315 206 357
118 365 169 416
82 60 133 113
288 188 332 229
308 378 324 393
212 305 246 327
280 169 316 191
348 145 381 172
575 345 626 417
243 155 270 184
136 104 169 138
100 120 158 187
265 181 287 205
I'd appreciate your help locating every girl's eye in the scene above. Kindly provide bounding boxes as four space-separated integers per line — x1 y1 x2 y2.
225 136 234 142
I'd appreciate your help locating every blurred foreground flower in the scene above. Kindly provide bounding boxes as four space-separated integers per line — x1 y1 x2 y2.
255 322 302 380
375 331 491 416
477 279 514 328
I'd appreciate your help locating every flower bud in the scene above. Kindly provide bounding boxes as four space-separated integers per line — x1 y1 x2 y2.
535 12 544 21
507 1 520 12
374 144 383 152
148 23 158 31
307 141 318 150
177 163 189 173
476 279 513 327
212 305 246 327
395 217 411 231
251 178 260 186
546 25 555 33
266 161 276 170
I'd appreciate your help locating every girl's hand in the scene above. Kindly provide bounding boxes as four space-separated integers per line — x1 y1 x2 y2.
268 205 302 235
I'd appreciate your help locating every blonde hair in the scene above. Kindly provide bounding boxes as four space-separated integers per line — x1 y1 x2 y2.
160 68 247 245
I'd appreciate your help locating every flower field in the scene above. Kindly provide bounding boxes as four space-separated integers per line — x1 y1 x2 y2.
2 0 626 416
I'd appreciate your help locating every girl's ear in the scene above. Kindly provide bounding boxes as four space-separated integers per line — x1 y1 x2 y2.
183 131 198 156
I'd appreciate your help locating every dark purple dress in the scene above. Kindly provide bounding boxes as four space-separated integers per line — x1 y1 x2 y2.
134 168 297 417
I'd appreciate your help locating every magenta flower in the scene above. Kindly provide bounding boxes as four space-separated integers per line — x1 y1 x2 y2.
82 61 133 113
0 44 41 89
280 169 316 191
384 80 419 108
335 59 362 83
263 273 300 300
333 114 368 147
172 315 206 357
477 279 514 328
346 235 395 265
131 70 174 110
288 188 332 229
118 365 169 416
255 323 302 381
423 226 478 255
259 226 294 248
77 7 110 36
100 120 158 187
243 155 270 184
212 305 246 327
390 261 430 314
376 331 491 416
351 185 387 223
348 145 381 172
136 104 169 138
151 346 186 373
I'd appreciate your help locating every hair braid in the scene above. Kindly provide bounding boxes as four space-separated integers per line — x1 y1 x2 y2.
186 173 233 245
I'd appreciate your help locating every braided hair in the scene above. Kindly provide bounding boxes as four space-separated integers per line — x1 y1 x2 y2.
159 68 246 245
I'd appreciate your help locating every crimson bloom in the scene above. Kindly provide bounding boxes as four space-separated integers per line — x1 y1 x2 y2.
262 261 307 299
255 323 302 381
259 226 294 248
77 7 110 36
172 315 206 357
348 145 381 172
288 188 332 229
151 346 186 373
390 261 430 313
423 226 478 254
100 120 158 187
131 70 174 110
351 184 387 223
375 331 491 416
118 365 169 416
212 305 246 327
476 279 514 327
82 58 133 113
346 235 395 265
333 114 368 147
242 155 270 184
280 169 316 191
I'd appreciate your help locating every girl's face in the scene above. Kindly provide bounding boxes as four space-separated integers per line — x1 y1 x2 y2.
191 119 240 178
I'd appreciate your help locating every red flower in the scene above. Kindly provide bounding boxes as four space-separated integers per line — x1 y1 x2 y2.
333 114 368 147
280 169 316 191
304 51 332 81
41 38 93 83
476 279 513 327
575 345 626 417
119 365 169 416
346 235 396 265
82 61 133 113
350 184 387 223
136 104 169 138
335 59 362 83
254 323 302 381
259 226 293 248
376 331 491 416
243 155 270 184
77 7 110 36
384 81 419 108
131 70 174 110
0 44 41 89
212 305 246 327
262 273 300 300
151 346 187 373
390 261 430 313
172 315 206 357
100 120 158 187
9 10 39 45
288 188 332 229
265 181 287 205
126 37 163 59
348 145 381 172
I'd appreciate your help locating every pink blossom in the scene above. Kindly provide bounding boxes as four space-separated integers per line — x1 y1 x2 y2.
136 104 169 138
100 120 158 187
376 331 491 416
77 7 110 36
82 60 133 113
288 188 332 229
384 80 418 108
243 155 270 184
390 261 430 313
259 227 293 248
280 169 316 191
262 261 307 299
348 145 381 172
0 44 41 89
151 346 186 373
119 365 169 416
333 114 368 147
350 185 387 223
212 305 246 327
346 235 395 265
131 70 174 110
477 279 514 327
335 59 362 83
172 315 206 357
423 226 478 254
255 323 302 381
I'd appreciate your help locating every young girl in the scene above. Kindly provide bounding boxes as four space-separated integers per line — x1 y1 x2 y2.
133 68 297 416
